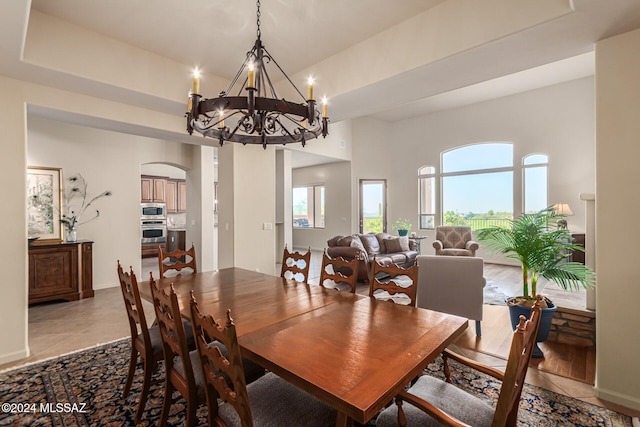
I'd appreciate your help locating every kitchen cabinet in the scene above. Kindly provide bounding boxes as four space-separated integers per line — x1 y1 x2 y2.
178 181 187 212
29 241 94 304
165 180 177 212
141 176 167 203
142 242 165 258
167 229 186 253
166 179 187 213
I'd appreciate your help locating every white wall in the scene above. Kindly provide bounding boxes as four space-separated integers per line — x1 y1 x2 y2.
292 161 352 251
27 115 195 288
0 76 29 364
351 77 595 262
594 28 640 411
218 144 277 275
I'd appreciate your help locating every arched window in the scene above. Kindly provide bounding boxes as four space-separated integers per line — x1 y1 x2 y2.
441 143 513 228
523 154 548 213
418 143 549 229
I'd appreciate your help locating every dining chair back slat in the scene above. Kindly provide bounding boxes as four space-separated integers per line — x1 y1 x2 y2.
158 244 197 278
319 251 359 293
369 259 418 307
190 296 254 426
280 245 311 283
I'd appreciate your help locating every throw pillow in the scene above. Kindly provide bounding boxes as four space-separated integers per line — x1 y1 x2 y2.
349 235 366 252
384 236 410 253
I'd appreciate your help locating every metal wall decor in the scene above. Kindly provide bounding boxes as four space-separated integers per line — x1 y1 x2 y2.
186 0 329 148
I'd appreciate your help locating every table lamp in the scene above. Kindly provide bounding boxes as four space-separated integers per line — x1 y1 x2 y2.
553 203 574 229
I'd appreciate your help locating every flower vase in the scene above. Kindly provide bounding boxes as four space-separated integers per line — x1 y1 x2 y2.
398 229 409 237
66 226 77 243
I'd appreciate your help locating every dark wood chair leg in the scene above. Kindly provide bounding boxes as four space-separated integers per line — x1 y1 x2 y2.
158 381 174 427
123 345 138 398
186 397 198 427
134 358 154 424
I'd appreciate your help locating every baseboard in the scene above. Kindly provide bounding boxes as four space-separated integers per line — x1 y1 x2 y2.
594 386 640 412
0 347 29 366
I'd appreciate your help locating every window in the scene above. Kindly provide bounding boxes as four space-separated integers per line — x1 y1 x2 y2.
523 154 548 213
418 167 435 229
441 143 513 229
292 184 324 228
359 179 387 233
418 143 549 230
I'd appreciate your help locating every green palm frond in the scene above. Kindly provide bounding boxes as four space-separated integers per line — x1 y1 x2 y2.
476 206 595 299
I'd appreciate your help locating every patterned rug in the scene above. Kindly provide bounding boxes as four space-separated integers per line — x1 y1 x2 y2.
0 339 633 426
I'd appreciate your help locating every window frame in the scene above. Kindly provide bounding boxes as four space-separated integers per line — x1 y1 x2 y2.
418 143 549 229
292 183 325 229
418 166 436 230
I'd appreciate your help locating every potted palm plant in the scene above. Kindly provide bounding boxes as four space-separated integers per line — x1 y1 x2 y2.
476 206 595 357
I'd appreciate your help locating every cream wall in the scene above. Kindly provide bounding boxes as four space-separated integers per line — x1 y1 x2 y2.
350 77 595 262
594 28 640 410
0 77 29 364
0 74 207 364
218 144 277 275
292 161 353 251
27 115 196 288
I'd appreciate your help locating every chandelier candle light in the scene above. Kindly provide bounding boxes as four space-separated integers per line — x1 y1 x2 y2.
186 0 329 148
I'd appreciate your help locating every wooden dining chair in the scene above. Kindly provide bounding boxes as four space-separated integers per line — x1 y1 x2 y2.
318 251 360 293
369 258 419 307
375 296 543 427
280 245 312 282
150 280 265 427
189 293 337 427
117 261 163 425
150 278 206 427
158 243 197 278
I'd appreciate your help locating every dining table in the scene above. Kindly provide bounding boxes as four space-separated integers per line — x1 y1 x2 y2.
138 267 468 426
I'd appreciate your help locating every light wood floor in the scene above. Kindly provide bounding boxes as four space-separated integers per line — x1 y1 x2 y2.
2 259 638 419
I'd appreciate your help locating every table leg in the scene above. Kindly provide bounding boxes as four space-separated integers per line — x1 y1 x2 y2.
335 412 354 427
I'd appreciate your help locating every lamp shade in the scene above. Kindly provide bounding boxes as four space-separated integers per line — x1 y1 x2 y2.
553 203 574 216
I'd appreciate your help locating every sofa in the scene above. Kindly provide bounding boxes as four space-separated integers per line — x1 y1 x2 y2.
326 233 418 282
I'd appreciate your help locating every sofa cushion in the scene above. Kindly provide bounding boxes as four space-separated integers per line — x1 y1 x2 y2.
375 233 393 250
327 235 344 247
439 248 473 256
388 253 408 264
359 234 381 255
384 236 410 253
337 235 354 246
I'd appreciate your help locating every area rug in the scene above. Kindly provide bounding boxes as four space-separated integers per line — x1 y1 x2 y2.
0 339 632 426
483 281 511 305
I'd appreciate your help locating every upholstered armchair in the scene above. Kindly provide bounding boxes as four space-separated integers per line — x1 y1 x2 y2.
432 226 479 256
416 255 485 336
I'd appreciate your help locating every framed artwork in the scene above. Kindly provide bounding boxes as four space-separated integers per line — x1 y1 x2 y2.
27 166 63 243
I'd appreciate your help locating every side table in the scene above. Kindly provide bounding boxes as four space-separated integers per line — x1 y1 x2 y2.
409 236 427 254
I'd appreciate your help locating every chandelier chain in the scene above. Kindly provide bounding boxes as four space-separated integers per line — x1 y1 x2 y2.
256 0 261 39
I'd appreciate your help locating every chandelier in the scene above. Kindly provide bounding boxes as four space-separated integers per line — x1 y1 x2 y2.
186 0 329 148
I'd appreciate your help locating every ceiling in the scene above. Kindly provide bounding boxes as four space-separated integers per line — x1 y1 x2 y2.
13 1 640 167
30 0 445 83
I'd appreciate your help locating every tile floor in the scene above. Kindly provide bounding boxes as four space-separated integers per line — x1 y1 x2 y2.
2 251 638 420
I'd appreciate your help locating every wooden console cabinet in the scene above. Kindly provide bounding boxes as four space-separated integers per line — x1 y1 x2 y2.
571 233 586 264
29 241 94 305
